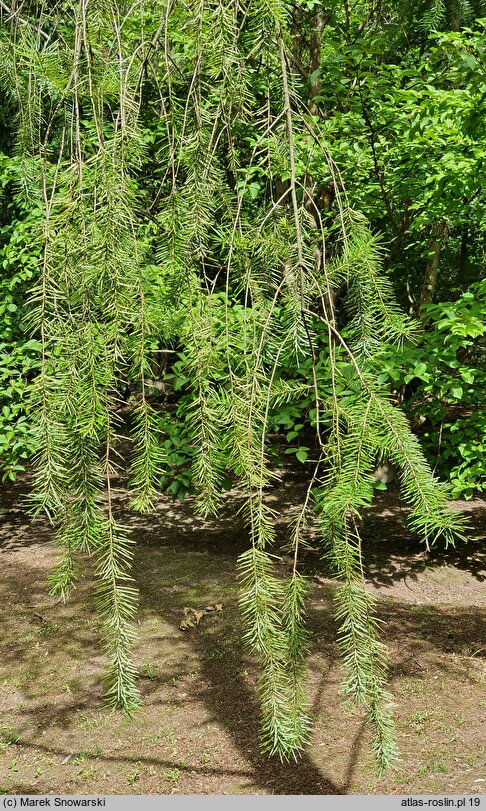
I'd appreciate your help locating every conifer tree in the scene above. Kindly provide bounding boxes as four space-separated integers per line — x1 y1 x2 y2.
0 0 465 772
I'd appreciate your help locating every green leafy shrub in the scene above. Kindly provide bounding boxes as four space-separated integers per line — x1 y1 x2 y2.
377 282 486 497
0 154 42 479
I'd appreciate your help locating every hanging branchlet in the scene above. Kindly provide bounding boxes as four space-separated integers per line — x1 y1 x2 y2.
129 399 165 513
94 429 139 710
5 0 151 708
281 572 312 755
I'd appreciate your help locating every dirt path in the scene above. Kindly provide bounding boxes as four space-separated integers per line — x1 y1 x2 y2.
0 474 484 795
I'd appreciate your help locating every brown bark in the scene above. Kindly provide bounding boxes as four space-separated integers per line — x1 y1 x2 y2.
307 8 325 115
458 225 469 287
419 223 447 314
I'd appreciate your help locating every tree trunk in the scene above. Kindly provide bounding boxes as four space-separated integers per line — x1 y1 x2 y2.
419 223 445 314
458 225 469 289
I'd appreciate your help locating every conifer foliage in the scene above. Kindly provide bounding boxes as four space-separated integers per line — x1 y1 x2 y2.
0 0 465 771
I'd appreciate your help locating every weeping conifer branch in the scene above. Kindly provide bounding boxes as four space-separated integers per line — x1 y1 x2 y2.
3 0 467 769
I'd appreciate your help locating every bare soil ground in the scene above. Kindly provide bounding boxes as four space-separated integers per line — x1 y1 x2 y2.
0 471 485 795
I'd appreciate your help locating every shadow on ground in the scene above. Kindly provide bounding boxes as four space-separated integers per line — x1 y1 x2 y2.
0 471 485 794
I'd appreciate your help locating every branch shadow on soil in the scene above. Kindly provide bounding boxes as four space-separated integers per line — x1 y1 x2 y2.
183 638 344 794
2 473 485 585
1 554 484 795
134 551 485 794
1 473 485 794
359 489 486 585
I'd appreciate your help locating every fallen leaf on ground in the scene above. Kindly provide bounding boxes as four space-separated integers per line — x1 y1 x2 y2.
180 617 195 630
193 610 205 625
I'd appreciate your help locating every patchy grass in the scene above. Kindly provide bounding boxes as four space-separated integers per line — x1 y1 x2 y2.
0 474 484 794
